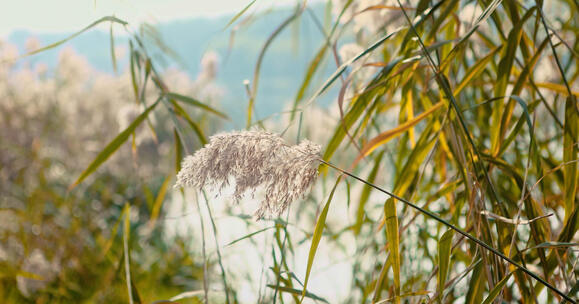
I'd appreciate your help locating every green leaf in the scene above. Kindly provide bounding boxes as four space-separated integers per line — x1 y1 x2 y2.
563 96 578 222
20 16 128 59
291 44 328 120
437 229 454 303
384 198 401 303
69 98 160 190
167 92 229 119
169 99 208 146
481 271 515 304
149 176 171 228
226 226 275 247
465 261 484 304
109 22 118 73
522 242 579 253
267 284 329 303
305 29 401 107
491 7 536 154
300 176 341 302
353 151 384 235
223 0 257 30
454 46 502 95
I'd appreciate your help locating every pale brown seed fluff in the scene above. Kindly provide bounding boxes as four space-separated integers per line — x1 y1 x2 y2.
175 130 321 219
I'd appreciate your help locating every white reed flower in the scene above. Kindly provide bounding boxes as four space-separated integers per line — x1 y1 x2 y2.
175 130 321 218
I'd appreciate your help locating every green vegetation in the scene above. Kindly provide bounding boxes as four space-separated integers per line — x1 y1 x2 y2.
1 0 577 303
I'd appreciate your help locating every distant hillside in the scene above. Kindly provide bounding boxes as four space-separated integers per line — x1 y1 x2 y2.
8 3 343 126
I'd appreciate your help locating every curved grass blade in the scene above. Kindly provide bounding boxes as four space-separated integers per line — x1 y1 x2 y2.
522 242 579 253
267 285 329 303
169 100 208 146
69 98 161 190
167 92 229 119
16 16 128 60
223 0 257 30
247 3 305 127
300 176 342 302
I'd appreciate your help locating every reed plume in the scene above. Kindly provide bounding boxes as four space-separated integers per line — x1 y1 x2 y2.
176 130 321 218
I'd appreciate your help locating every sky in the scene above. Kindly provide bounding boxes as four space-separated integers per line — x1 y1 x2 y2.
0 0 301 37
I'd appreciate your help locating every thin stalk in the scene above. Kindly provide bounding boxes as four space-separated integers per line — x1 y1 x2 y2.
194 192 209 304
202 190 231 304
272 209 292 304
319 159 576 303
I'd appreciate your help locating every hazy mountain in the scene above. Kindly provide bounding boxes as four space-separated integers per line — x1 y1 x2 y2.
8 3 342 126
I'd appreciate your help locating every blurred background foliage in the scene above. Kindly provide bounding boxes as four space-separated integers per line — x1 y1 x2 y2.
0 0 578 303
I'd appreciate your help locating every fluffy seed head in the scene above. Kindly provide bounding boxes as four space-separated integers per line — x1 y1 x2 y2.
176 130 321 218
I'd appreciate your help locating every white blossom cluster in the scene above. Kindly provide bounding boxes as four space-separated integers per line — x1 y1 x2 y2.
176 130 321 218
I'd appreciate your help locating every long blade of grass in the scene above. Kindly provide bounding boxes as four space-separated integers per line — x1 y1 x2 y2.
247 3 305 127
304 29 402 108
437 229 454 303
354 151 384 235
223 0 257 30
226 226 275 247
11 16 128 60
69 97 161 190
267 285 329 303
563 96 578 222
353 101 444 165
169 100 208 146
491 8 536 155
123 204 134 304
454 46 502 95
300 176 342 302
384 198 401 303
149 175 171 228
110 22 118 73
481 271 516 304
167 92 229 119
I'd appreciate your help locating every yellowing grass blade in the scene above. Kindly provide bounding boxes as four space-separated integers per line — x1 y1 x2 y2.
149 176 171 228
384 198 400 303
300 176 341 302
353 101 443 166
563 96 578 222
354 151 384 235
